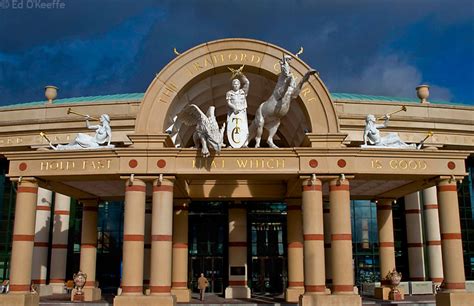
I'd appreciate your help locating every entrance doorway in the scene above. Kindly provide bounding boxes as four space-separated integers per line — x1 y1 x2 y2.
248 202 287 295
188 202 228 294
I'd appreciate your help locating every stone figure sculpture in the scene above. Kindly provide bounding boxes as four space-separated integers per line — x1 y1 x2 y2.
177 104 225 157
44 113 114 150
226 65 249 148
244 54 317 148
363 114 416 149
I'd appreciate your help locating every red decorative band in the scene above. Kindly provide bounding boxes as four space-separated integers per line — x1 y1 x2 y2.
288 281 304 287
303 185 322 192
125 185 146 192
228 280 247 286
424 204 439 210
324 243 331 248
83 206 98 212
331 234 352 241
52 244 68 249
323 208 330 213
379 242 395 247
121 285 143 293
427 240 442 246
124 234 145 241
9 284 31 292
36 206 50 211
287 206 301 211
49 278 65 283
172 282 187 287
441 233 462 240
153 185 173 192
407 243 424 248
332 284 354 292
54 210 70 215
229 241 247 247
410 277 426 281
329 184 350 191
432 277 444 283
288 242 303 248
152 235 172 241
81 243 97 248
438 185 457 192
150 286 171 293
17 186 38 193
144 243 151 249
304 234 324 241
13 234 34 241
445 282 465 289
405 209 421 214
32 279 47 284
85 281 95 287
34 242 49 247
173 243 188 248
377 205 392 211
305 285 326 292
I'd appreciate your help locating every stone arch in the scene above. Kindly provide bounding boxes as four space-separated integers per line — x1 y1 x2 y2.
135 38 340 146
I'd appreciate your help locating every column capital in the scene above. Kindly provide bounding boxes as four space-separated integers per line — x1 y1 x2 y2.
376 199 395 207
328 177 350 191
153 177 174 188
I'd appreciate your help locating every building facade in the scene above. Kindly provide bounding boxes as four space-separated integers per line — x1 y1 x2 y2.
0 38 473 306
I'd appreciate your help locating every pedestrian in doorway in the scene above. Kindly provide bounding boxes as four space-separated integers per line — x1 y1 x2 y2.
198 273 209 301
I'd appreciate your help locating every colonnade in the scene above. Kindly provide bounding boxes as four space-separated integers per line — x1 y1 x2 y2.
0 177 470 306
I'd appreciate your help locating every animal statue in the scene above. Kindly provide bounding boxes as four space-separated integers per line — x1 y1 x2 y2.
177 104 226 157
244 54 317 148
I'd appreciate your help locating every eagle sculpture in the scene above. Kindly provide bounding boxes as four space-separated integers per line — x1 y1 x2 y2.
177 104 226 157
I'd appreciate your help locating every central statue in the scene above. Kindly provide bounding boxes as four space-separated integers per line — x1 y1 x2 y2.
226 66 250 148
244 54 317 148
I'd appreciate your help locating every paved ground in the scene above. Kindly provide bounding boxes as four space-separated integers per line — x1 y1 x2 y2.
38 293 436 306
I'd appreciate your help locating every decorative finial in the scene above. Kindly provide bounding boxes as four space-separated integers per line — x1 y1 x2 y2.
416 84 430 104
45 85 58 103
173 48 181 56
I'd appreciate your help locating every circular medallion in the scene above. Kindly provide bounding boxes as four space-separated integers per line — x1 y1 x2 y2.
447 161 456 170
309 159 318 168
128 159 138 168
337 159 347 168
157 159 167 168
18 163 27 171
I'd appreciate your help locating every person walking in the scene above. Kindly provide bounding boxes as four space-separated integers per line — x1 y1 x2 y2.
197 273 209 301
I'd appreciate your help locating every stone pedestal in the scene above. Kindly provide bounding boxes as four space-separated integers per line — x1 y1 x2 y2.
299 293 361 306
84 287 102 301
34 284 52 297
113 295 176 306
0 293 39 306
286 287 305 303
436 291 474 306
225 286 251 299
170 288 191 302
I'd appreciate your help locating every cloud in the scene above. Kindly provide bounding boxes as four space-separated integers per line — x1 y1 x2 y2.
334 54 452 101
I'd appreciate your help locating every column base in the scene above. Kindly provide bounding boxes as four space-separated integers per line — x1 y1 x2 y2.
436 291 474 306
299 293 361 306
71 287 101 301
285 287 305 302
113 294 176 306
33 284 52 296
170 288 191 302
0 293 39 306
225 286 251 299
50 283 66 294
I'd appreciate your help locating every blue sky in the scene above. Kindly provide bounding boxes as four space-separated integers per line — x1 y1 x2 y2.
0 0 473 106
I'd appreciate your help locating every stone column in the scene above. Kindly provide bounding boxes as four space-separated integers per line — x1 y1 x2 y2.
422 186 444 284
49 193 71 294
143 205 151 293
285 198 304 302
149 178 176 306
31 188 53 296
323 201 332 285
376 199 396 280
225 203 251 299
171 199 191 302
300 178 327 306
436 179 472 305
404 192 426 281
114 179 148 306
0 179 40 305
79 199 101 301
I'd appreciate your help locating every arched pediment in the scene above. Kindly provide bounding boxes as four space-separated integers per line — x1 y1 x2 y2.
135 38 340 147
